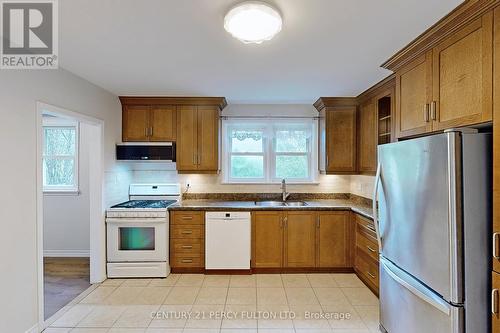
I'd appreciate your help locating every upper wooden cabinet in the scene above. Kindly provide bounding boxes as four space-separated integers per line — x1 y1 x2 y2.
384 8 495 139
176 105 220 173
120 96 226 173
395 52 433 138
120 98 178 142
315 98 358 174
357 99 377 173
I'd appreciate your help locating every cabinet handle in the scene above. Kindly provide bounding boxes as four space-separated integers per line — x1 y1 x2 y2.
197 153 201 165
181 245 193 249
367 246 376 253
181 216 193 220
430 101 436 120
150 127 154 137
367 272 376 279
493 232 500 259
280 217 283 229
316 217 320 229
423 104 430 123
181 230 193 235
193 153 196 165
145 128 148 137
181 259 193 263
492 289 499 314
284 216 288 228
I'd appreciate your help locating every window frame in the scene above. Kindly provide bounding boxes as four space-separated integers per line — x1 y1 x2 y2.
42 118 80 193
222 118 318 184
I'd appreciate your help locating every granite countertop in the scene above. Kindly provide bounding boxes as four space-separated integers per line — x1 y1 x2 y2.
168 199 373 219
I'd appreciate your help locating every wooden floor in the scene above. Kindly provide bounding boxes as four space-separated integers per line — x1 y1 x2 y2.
44 257 91 319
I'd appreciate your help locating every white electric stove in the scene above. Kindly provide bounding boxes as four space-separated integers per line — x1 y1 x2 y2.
106 183 180 278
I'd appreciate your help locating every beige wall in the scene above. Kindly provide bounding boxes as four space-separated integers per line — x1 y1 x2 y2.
0 69 123 332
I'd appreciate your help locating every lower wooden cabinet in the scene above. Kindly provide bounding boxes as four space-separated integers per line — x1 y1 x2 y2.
317 212 352 268
252 211 283 268
285 212 316 268
354 213 380 294
170 211 205 272
494 271 500 333
252 210 352 270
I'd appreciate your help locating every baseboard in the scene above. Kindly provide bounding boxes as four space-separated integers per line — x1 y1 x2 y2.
44 250 90 257
25 323 39 333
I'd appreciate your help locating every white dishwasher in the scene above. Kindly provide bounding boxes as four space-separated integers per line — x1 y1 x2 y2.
205 212 251 269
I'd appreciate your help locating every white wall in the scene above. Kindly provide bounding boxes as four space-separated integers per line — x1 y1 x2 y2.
43 122 92 257
0 69 125 333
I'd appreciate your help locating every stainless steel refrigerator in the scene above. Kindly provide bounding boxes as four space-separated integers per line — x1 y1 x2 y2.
374 129 491 333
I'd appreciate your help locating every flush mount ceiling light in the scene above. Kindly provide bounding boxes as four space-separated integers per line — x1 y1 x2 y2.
224 1 282 44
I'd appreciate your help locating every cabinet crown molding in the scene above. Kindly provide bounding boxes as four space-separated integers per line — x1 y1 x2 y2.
382 0 499 72
119 96 227 110
314 97 358 112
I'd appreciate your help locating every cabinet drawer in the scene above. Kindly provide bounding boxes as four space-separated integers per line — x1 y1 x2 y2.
356 231 379 262
172 255 202 267
171 225 203 239
355 252 379 289
171 211 204 225
355 214 377 238
171 239 202 254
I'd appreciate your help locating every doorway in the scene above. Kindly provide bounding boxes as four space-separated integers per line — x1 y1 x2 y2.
36 102 106 326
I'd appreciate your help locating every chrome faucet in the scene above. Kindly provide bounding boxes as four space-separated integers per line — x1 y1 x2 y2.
281 179 290 202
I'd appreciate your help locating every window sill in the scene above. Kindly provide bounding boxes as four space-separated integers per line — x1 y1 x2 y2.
43 190 81 196
221 181 320 185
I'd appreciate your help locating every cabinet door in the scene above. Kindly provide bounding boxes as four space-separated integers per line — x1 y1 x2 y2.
197 106 219 172
395 52 433 138
325 107 357 173
252 212 283 268
284 212 316 267
432 13 493 130
494 6 500 275
494 271 500 333
317 212 351 267
122 105 150 141
150 106 176 141
358 99 377 174
176 106 198 171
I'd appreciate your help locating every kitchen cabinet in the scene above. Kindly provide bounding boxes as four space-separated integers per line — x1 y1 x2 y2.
493 5 500 276
252 210 353 270
121 103 177 142
252 211 283 268
176 105 220 173
354 213 379 295
357 98 377 173
170 211 205 272
284 211 316 268
394 12 493 139
494 271 500 333
395 52 433 138
317 211 352 268
315 98 358 174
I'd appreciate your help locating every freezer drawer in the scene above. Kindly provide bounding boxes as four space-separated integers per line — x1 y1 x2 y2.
380 258 463 333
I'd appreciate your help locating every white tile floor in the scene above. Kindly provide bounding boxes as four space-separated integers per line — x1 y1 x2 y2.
43 273 381 333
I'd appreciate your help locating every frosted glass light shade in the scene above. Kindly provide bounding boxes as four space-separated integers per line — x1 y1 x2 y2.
224 1 282 44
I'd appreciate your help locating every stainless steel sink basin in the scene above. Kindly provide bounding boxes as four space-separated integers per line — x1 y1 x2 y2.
285 201 308 207
254 201 308 207
254 201 287 207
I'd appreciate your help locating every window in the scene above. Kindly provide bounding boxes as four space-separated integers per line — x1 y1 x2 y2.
43 118 79 192
223 119 317 183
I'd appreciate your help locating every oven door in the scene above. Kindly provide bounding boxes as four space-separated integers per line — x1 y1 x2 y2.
106 218 167 262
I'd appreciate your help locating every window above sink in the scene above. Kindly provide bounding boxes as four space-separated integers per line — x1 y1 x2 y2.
222 119 318 184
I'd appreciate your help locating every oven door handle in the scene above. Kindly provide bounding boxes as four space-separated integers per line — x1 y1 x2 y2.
106 218 167 224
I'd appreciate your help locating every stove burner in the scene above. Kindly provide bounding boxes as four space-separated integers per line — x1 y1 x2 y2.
110 200 176 209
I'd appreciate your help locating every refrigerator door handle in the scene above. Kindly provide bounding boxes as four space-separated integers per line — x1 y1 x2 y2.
381 258 451 315
372 162 383 250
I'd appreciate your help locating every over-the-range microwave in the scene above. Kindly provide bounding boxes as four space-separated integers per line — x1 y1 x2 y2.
116 142 176 161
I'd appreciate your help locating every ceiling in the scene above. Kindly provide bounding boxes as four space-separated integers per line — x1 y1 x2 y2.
59 0 463 104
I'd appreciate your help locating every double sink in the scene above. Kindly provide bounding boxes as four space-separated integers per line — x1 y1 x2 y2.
254 200 308 207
